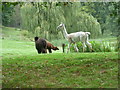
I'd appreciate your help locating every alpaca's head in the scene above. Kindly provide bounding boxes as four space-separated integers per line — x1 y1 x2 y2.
34 37 39 41
57 23 64 30
53 47 59 50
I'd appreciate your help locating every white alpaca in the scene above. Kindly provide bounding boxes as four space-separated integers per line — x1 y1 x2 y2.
57 23 92 53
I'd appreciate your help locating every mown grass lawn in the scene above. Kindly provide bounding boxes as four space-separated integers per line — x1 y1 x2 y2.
2 39 118 88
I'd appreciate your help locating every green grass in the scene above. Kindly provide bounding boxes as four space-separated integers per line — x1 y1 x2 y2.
1 26 119 88
1 26 31 41
2 39 118 88
2 26 21 40
2 52 118 88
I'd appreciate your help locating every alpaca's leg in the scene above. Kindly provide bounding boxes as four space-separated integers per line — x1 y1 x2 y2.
82 42 87 52
67 43 71 53
48 48 52 53
74 43 79 52
37 50 41 54
42 49 47 53
86 41 92 52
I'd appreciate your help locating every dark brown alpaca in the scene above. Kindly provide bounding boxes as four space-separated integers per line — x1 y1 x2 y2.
34 37 47 54
46 41 59 53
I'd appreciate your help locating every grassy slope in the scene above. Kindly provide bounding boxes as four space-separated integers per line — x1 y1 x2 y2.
2 26 21 40
2 52 118 88
2 26 118 88
2 40 118 88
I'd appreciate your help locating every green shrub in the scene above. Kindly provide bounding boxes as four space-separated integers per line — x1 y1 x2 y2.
90 41 103 52
101 42 112 52
69 41 115 52
21 30 29 36
114 37 119 52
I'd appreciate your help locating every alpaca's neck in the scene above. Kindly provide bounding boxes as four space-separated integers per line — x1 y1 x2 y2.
62 25 68 39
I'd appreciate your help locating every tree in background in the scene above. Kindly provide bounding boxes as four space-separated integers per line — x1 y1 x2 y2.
2 2 119 40
20 2 101 39
2 2 22 27
80 2 119 36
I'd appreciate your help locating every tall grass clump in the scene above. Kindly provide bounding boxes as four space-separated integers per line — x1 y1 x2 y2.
101 41 112 52
115 36 120 52
69 41 117 52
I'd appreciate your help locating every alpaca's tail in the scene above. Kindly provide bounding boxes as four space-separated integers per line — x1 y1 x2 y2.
85 32 91 35
85 32 91 41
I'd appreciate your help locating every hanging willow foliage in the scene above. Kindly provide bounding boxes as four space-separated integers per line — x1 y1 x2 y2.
20 2 101 40
76 12 102 38
55 2 101 38
20 3 38 32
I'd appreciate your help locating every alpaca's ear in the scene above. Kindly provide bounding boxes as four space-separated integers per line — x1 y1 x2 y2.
60 22 64 26
34 37 39 41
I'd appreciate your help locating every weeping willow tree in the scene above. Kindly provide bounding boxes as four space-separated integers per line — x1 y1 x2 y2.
20 2 101 40
20 3 38 33
76 12 101 38
59 2 101 38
